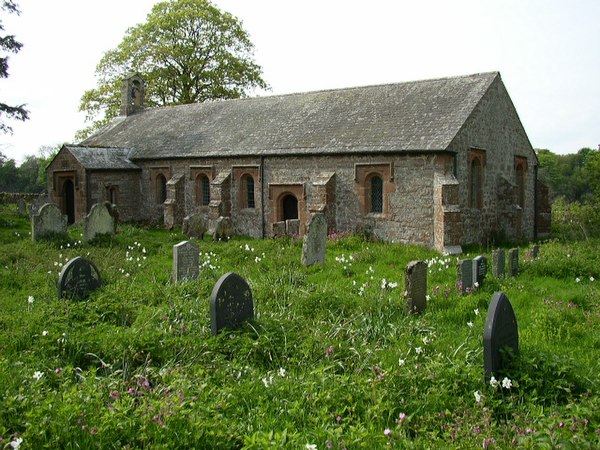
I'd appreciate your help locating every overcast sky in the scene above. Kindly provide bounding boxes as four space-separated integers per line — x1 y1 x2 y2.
1 0 598 164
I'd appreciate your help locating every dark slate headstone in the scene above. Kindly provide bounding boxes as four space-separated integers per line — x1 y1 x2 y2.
58 257 102 300
457 259 473 292
173 240 199 282
483 292 519 381
472 255 488 286
404 260 427 313
508 248 519 276
529 244 540 260
492 249 505 278
210 272 254 335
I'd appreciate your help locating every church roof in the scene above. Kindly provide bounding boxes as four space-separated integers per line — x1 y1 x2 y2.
81 72 500 160
65 145 140 170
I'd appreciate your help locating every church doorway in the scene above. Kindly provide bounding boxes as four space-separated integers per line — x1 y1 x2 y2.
63 179 75 224
282 194 298 220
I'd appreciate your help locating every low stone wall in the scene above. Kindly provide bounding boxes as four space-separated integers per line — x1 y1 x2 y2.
0 192 47 204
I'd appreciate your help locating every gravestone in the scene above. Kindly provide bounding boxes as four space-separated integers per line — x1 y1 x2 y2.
210 272 254 335
492 249 505 278
58 256 102 300
483 292 519 381
286 219 300 236
104 202 119 233
529 244 540 260
213 216 233 241
31 203 68 241
457 259 473 292
29 194 50 217
182 212 207 239
16 198 27 215
404 260 427 313
172 240 199 282
272 221 286 237
83 203 115 242
301 213 327 266
472 255 488 287
508 248 519 276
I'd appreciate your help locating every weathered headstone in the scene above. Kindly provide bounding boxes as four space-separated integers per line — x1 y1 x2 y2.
404 260 427 313
301 213 327 266
104 202 119 233
182 212 207 239
29 194 50 217
58 256 102 300
172 240 199 282
508 248 519 276
286 219 300 236
272 221 286 237
31 203 68 241
492 249 505 278
213 216 233 241
457 258 473 292
483 292 519 381
83 203 115 242
210 272 254 335
529 244 540 260
16 198 27 215
472 255 488 287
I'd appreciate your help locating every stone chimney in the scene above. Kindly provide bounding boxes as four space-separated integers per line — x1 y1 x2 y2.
120 73 145 116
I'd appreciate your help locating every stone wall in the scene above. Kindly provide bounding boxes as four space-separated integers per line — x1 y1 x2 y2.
46 148 88 223
86 171 142 223
450 76 538 245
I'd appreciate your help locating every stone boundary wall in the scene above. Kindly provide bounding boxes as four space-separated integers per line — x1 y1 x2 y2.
0 192 47 204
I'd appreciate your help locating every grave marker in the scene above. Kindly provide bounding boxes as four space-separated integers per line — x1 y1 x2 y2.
472 255 488 287
457 259 473 292
173 240 199 282
508 248 519 276
83 203 115 242
16 198 26 215
58 256 102 300
492 249 505 278
301 213 327 266
31 203 67 241
182 212 207 239
529 244 540 260
483 292 519 381
213 216 233 241
404 260 427 313
286 219 300 236
210 272 254 335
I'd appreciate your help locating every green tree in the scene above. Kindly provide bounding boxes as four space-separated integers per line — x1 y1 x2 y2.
78 0 268 138
0 0 29 133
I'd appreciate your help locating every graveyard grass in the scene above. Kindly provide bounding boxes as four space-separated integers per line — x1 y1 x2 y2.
0 206 598 449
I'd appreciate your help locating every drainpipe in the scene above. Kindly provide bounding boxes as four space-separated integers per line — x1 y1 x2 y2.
533 165 538 239
86 169 92 216
260 155 265 238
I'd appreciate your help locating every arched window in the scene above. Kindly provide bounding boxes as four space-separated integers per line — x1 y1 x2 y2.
241 174 255 209
156 174 167 204
370 175 384 214
196 174 210 206
516 164 525 209
469 158 482 209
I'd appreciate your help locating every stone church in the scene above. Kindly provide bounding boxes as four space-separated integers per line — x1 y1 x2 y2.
46 72 550 253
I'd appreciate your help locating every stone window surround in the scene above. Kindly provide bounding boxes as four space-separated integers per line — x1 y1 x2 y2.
514 156 528 209
468 149 486 209
104 184 119 205
269 182 307 234
354 162 394 218
149 166 171 205
52 170 78 193
232 165 260 210
190 165 214 208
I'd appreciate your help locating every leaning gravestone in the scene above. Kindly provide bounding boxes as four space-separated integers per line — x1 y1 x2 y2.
210 272 254 335
404 260 427 313
213 216 233 241
492 249 505 278
83 203 115 242
31 203 68 241
457 259 474 292
301 213 327 266
58 256 102 300
172 240 199 282
508 248 519 276
483 292 519 382
472 255 488 287
182 212 207 239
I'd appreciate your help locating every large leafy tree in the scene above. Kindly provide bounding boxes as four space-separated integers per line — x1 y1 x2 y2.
0 0 29 134
79 0 268 138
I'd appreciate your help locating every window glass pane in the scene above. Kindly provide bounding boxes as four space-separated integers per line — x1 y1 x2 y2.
246 176 255 208
371 176 383 213
201 176 210 206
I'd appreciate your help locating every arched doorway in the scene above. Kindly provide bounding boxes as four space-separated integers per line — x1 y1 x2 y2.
282 194 298 220
63 179 75 224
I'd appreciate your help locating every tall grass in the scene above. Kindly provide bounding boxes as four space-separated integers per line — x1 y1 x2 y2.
0 204 598 449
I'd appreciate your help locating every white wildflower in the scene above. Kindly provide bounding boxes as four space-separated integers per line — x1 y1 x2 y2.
501 377 512 389
489 376 499 388
32 370 44 381
474 390 482 402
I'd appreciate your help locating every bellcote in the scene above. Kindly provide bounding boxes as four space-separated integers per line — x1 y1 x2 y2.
120 73 145 116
